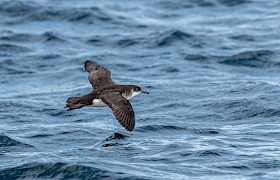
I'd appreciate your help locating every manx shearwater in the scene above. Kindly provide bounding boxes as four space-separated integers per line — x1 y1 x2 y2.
65 60 149 131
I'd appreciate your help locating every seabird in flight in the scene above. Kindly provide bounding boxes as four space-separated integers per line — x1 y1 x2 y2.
65 60 149 131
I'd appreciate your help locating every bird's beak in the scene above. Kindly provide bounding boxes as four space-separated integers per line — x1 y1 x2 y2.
142 91 149 94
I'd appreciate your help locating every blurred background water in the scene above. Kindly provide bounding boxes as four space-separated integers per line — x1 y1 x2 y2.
1 0 280 179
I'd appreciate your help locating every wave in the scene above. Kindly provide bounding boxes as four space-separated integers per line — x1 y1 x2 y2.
104 133 127 141
229 34 255 42
195 149 228 157
0 162 124 179
116 39 139 48
0 135 33 150
0 1 36 17
183 53 209 62
205 98 280 120
216 159 280 172
86 36 141 48
158 0 250 11
218 50 278 68
218 0 251 7
136 125 220 137
0 31 65 43
136 125 187 132
0 51 63 76
0 44 30 53
185 50 280 69
152 30 203 48
0 1 113 25
155 30 193 47
100 133 128 147
161 66 180 73
158 1 214 10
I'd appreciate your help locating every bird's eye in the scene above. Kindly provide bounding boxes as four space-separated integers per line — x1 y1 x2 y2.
136 87 141 91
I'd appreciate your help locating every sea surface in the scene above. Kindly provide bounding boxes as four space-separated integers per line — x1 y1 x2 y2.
1 0 280 179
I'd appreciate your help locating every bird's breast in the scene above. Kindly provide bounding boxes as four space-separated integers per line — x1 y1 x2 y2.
91 98 107 107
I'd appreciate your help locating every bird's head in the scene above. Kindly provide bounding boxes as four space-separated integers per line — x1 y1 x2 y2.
133 85 149 94
127 85 149 99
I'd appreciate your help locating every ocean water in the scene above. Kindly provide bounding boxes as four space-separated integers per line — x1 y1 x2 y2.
1 0 280 179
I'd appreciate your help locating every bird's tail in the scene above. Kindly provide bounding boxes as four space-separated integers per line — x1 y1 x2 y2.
65 96 84 111
65 92 96 111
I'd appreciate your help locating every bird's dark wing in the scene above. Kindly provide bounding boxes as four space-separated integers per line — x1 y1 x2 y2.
100 91 135 131
84 60 115 89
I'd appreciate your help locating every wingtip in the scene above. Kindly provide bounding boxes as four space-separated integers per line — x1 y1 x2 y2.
124 124 134 131
126 128 134 132
84 60 91 64
84 60 95 72
84 60 91 69
124 119 135 132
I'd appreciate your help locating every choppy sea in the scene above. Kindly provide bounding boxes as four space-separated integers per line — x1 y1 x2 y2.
1 0 280 179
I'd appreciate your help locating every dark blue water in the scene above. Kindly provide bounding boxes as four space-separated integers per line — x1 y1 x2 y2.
1 0 280 179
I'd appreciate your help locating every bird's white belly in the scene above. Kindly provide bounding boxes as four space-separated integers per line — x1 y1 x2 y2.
91 99 107 107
